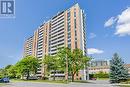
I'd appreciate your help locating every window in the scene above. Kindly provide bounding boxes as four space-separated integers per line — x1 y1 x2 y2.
75 41 77 48
68 39 71 42
68 34 71 39
74 11 76 17
74 19 76 28
67 11 71 45
67 25 71 31
75 30 77 37
67 12 70 17
68 44 71 48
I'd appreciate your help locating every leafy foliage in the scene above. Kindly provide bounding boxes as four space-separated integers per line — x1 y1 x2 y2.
43 55 60 80
15 56 39 79
0 56 40 79
93 71 109 78
43 47 90 81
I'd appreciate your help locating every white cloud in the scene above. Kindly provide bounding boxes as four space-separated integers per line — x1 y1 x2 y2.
115 7 130 36
117 7 130 24
104 17 117 27
87 48 104 55
89 33 96 39
115 23 130 36
105 7 130 36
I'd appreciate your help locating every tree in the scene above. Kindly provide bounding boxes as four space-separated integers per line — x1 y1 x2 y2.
43 48 90 81
5 65 12 70
71 48 90 81
0 68 6 78
7 65 17 78
57 47 90 82
57 47 72 81
110 53 128 83
43 55 60 80
15 56 39 80
0 65 13 78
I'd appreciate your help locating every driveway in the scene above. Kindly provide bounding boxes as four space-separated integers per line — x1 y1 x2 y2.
1 80 120 87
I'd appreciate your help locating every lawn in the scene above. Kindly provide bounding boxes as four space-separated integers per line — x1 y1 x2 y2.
0 83 6 86
96 78 109 80
11 79 68 84
119 85 130 87
11 79 89 84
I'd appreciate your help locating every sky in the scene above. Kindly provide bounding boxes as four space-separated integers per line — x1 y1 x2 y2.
0 0 130 68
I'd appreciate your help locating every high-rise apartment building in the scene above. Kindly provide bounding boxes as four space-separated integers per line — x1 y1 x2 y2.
23 3 87 80
24 36 34 57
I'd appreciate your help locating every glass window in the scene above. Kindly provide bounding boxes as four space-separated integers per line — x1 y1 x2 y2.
68 44 71 48
75 41 77 48
74 19 76 28
75 30 77 36
68 39 71 42
74 12 76 17
67 12 70 17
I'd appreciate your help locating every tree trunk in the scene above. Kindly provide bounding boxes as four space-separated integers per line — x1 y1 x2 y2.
21 75 24 79
26 70 30 80
53 70 56 81
72 73 74 82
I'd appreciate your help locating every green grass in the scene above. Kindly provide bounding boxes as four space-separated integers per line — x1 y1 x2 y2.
116 85 130 87
120 80 130 84
28 80 67 83
96 78 109 80
0 83 6 86
11 79 89 84
73 80 89 83
11 79 68 84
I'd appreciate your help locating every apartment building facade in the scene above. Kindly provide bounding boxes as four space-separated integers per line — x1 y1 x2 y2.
23 3 87 80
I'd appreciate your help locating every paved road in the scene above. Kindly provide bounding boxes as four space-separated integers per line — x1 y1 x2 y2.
1 80 120 87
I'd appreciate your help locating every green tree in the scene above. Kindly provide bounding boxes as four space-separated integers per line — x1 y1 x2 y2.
0 65 13 78
43 48 90 81
15 56 39 80
5 65 12 70
110 53 128 83
57 47 90 82
0 68 6 78
7 65 17 78
71 48 90 81
43 55 60 80
57 47 72 81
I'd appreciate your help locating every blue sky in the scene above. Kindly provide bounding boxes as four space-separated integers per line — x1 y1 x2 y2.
0 0 130 68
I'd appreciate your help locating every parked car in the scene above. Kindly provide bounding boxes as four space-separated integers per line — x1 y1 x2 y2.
91 78 97 80
28 76 38 80
0 77 10 83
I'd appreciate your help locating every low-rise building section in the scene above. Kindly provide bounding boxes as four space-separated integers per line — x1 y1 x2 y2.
89 60 130 75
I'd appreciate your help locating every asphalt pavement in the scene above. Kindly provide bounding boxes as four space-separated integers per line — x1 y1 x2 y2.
0 80 123 87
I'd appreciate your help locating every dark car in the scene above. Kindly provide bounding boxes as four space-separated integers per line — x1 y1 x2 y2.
91 78 97 80
28 76 38 80
0 77 10 83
